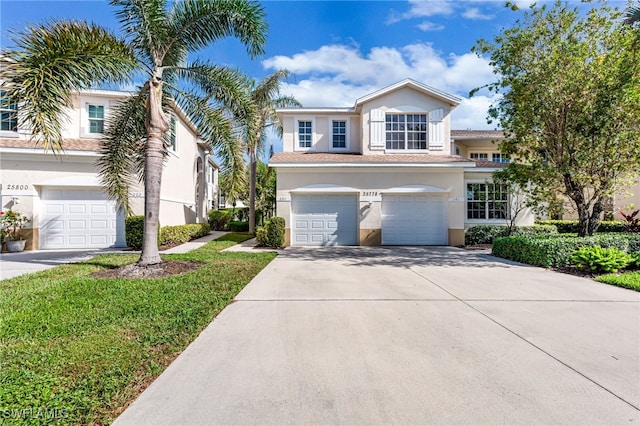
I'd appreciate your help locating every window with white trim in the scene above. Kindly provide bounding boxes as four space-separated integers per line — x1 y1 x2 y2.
492 153 510 163
88 104 105 134
298 120 312 148
470 153 488 161
466 183 509 220
385 113 427 150
0 90 18 132
332 120 346 149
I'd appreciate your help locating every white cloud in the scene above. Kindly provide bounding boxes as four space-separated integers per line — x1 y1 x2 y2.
417 21 446 31
462 7 494 20
387 0 455 24
451 95 500 130
262 44 498 129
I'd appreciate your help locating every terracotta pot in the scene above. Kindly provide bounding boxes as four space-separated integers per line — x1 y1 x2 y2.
6 240 26 252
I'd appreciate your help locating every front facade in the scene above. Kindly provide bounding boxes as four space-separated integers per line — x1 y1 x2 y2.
271 79 533 247
0 89 218 250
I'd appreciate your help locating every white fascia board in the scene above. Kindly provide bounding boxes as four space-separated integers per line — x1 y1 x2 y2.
276 107 355 114
464 167 502 172
270 162 476 168
355 79 462 108
0 147 99 157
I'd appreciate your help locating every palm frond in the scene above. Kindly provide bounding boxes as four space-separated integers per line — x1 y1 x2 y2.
110 0 170 64
0 20 137 151
624 1 640 25
96 89 148 214
164 0 266 61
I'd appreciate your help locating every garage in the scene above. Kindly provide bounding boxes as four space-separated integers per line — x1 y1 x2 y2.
40 187 125 249
381 194 448 245
292 194 358 246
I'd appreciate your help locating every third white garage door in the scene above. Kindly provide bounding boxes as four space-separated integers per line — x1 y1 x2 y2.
381 194 447 245
292 194 358 246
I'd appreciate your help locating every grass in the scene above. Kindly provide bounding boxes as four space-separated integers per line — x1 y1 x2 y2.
596 271 640 291
0 233 276 425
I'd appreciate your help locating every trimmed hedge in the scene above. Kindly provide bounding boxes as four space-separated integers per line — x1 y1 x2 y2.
208 209 232 231
125 216 210 249
256 217 285 248
229 221 249 232
492 233 640 268
465 224 557 245
535 220 627 234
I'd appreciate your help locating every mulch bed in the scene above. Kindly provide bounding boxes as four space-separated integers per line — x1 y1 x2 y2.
91 261 203 279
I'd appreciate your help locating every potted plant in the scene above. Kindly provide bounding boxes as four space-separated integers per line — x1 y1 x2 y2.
0 210 31 252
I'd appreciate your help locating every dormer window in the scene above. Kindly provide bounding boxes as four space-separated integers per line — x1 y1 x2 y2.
385 114 427 150
88 104 105 134
0 90 18 132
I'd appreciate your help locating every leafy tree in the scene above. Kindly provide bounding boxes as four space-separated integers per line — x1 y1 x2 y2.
472 1 640 236
232 70 300 234
1 0 266 266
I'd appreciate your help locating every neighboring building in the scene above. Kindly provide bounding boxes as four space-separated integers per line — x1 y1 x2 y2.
270 79 534 247
0 89 218 250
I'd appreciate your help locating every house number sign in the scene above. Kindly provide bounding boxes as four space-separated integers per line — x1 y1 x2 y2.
361 191 381 202
2 184 36 196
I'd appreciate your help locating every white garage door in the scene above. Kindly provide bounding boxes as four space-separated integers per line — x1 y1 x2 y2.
40 187 125 249
292 194 358 246
382 194 447 245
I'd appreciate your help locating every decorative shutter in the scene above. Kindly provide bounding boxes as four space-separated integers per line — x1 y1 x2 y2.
428 108 445 150
369 109 385 150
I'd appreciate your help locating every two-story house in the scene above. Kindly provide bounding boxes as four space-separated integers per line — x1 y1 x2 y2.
0 89 218 250
270 79 534 247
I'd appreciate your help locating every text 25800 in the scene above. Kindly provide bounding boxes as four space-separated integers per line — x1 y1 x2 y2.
6 184 30 190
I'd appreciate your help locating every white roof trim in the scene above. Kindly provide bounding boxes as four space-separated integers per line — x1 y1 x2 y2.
276 107 355 114
380 185 448 194
355 79 461 107
271 162 476 168
0 147 99 157
464 167 502 172
290 184 360 194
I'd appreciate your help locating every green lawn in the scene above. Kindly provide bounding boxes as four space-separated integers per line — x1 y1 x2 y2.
0 234 276 425
596 271 640 291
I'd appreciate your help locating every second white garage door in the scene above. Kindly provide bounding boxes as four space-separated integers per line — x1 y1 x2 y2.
292 194 358 246
40 187 125 249
382 194 447 245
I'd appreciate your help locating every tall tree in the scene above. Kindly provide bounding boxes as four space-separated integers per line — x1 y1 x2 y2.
472 1 640 236
1 0 267 266
624 0 640 25
234 70 300 234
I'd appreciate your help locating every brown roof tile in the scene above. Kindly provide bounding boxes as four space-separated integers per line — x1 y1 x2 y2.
473 160 509 168
0 138 102 152
270 151 471 164
451 130 504 139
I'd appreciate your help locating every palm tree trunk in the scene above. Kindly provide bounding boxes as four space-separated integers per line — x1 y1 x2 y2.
249 149 257 234
139 76 168 266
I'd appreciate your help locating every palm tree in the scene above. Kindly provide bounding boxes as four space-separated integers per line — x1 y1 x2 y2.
235 70 300 234
1 0 267 266
624 0 640 25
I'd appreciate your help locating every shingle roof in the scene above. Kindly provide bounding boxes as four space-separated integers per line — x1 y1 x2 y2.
473 160 509 169
0 138 102 151
270 151 471 164
451 130 504 139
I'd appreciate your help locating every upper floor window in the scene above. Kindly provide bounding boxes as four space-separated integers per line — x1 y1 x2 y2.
0 90 18 132
332 120 346 149
298 120 312 148
492 153 510 163
385 114 427 150
88 104 105 134
470 153 488 161
467 183 509 220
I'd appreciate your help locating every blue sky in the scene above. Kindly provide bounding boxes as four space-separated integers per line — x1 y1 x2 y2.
0 0 628 131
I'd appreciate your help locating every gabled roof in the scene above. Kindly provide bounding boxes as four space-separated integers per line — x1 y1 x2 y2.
355 79 461 108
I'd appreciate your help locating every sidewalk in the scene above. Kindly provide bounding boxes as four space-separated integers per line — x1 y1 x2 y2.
221 237 284 253
160 231 229 254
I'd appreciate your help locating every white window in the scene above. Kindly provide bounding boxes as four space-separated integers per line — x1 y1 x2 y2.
466 183 509 220
470 153 488 161
332 121 346 148
88 104 105 134
385 113 427 150
0 90 18 132
294 117 315 151
492 153 510 163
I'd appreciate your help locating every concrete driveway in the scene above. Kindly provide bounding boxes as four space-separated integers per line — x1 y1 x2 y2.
0 249 119 280
115 246 640 425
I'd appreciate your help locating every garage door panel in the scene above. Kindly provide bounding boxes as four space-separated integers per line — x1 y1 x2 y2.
292 194 357 246
382 194 447 245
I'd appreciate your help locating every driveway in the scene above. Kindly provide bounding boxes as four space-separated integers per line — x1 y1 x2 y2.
0 249 121 280
115 246 640 425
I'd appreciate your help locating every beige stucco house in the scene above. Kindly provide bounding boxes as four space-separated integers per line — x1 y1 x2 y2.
0 89 218 250
270 79 533 247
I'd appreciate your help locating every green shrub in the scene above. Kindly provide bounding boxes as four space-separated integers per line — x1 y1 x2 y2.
256 217 285 248
125 215 145 250
229 221 249 232
628 252 640 269
535 220 626 233
570 245 631 273
465 224 557 245
492 233 640 268
233 207 250 222
159 225 191 246
184 223 211 239
208 209 232 231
